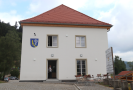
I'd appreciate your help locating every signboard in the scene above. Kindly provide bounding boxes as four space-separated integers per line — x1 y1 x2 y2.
105 47 114 74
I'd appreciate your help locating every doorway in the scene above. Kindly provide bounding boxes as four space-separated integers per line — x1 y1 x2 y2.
48 60 57 79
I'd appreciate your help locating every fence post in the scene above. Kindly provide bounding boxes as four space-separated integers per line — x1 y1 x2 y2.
126 76 127 82
109 79 113 87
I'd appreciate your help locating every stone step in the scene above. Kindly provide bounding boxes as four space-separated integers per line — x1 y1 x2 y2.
45 79 60 82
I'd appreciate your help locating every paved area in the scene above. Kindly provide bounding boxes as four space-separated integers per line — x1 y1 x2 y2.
0 80 113 90
78 84 113 90
0 82 77 90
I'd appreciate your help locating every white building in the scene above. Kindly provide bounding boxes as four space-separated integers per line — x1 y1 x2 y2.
20 4 112 81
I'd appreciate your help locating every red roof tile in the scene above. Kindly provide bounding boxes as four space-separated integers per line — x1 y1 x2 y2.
20 4 112 27
115 71 133 79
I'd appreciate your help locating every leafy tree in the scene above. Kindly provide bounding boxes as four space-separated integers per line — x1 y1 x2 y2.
18 26 23 32
0 21 15 37
10 69 19 77
0 30 21 80
114 56 126 75
14 21 18 29
127 61 133 70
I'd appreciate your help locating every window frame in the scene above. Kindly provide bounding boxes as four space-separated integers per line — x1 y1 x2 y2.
76 59 88 76
46 34 59 48
75 35 87 48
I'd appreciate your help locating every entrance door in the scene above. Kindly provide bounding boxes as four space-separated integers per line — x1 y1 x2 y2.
48 60 56 79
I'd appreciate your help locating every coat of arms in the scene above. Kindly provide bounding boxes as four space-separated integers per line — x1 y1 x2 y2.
30 38 39 47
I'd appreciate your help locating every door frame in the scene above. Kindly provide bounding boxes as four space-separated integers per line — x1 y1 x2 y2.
46 58 59 79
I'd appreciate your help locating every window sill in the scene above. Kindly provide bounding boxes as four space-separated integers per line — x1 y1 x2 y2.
47 46 58 48
75 47 86 48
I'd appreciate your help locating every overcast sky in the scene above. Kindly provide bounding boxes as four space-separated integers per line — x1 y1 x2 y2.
0 0 133 61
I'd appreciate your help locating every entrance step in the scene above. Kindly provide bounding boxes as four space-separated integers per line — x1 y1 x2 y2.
43 79 61 83
46 79 60 81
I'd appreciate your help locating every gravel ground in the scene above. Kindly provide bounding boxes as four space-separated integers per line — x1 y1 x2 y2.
0 80 113 90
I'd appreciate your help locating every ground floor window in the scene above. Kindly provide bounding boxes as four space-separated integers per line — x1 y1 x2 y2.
77 60 86 76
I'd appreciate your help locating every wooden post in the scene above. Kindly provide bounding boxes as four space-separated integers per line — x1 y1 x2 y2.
126 76 127 82
132 73 133 80
107 73 108 79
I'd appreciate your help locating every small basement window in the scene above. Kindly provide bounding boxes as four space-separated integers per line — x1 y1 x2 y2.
47 35 58 47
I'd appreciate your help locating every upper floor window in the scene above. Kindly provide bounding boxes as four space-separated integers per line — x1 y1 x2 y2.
75 35 86 48
47 35 58 48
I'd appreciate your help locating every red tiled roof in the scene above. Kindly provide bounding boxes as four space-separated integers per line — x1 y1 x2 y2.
115 71 133 79
20 4 112 27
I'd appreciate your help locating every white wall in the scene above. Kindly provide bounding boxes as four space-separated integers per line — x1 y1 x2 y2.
20 26 108 80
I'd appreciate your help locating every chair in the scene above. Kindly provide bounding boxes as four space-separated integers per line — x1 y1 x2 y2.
86 75 96 86
75 75 82 84
81 75 88 85
96 74 102 82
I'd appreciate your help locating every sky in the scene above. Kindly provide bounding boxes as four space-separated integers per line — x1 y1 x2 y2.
0 0 133 61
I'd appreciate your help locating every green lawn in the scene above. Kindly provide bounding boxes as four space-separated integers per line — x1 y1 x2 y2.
0 80 6 83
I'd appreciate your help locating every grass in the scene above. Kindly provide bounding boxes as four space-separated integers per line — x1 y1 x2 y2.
0 80 6 83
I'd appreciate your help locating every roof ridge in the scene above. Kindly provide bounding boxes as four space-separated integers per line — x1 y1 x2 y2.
20 4 112 27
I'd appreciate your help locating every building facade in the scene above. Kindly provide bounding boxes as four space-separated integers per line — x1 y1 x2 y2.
20 4 112 81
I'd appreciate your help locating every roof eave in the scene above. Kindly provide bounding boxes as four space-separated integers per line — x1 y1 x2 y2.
19 21 113 27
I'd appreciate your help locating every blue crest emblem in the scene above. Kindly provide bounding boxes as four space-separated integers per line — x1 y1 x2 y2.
30 38 39 47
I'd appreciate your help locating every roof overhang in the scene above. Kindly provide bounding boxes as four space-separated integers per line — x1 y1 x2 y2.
19 22 113 30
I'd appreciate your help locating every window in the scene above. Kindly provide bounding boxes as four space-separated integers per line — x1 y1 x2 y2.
76 36 86 47
47 35 58 47
77 60 86 76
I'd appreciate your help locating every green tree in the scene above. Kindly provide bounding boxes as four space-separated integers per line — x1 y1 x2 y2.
114 56 126 75
127 61 133 70
10 69 19 77
0 30 21 80
14 21 18 29
0 21 16 37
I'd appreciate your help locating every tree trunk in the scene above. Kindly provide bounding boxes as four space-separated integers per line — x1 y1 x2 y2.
2 71 5 81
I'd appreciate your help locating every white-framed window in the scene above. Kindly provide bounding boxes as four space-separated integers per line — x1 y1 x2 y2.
47 35 58 47
76 36 86 47
77 60 86 76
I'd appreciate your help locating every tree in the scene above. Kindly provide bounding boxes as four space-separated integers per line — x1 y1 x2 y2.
10 69 19 77
14 21 18 29
0 21 15 37
114 56 126 75
127 61 133 70
0 30 21 80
